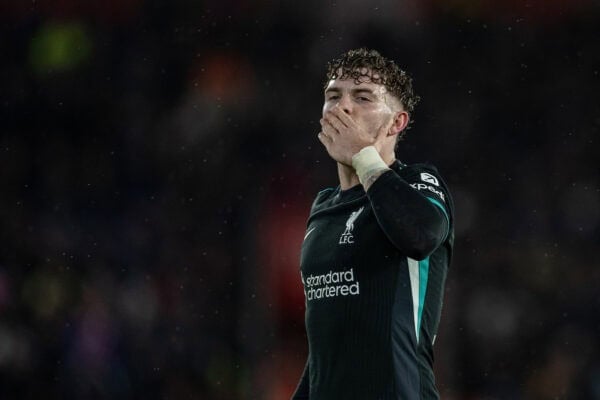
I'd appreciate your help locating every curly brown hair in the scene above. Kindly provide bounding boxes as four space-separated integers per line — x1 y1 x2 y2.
324 48 420 133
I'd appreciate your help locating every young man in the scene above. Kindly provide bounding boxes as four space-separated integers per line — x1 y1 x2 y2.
292 49 454 400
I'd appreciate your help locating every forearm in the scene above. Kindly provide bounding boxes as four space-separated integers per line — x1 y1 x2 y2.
367 170 448 259
351 146 448 258
366 170 449 260
361 168 388 191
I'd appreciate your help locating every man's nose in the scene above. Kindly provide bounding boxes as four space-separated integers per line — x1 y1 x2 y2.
337 94 352 114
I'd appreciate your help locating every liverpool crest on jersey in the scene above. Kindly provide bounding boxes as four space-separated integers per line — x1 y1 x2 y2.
339 206 364 244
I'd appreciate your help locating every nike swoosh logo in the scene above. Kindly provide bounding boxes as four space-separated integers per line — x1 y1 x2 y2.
304 227 316 240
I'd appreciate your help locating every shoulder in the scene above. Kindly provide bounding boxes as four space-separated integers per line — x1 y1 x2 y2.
393 160 454 216
392 161 445 183
309 187 338 212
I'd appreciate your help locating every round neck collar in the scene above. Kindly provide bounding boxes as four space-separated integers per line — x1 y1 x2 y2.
335 183 365 202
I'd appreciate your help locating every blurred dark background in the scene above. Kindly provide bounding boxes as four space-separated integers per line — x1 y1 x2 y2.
1 1 599 399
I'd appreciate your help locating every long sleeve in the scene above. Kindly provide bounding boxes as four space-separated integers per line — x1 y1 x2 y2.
291 359 310 399
366 168 450 260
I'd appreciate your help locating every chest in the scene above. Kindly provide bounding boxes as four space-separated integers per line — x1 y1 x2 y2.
300 203 400 277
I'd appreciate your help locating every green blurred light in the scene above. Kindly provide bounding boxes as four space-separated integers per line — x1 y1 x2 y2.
29 22 93 75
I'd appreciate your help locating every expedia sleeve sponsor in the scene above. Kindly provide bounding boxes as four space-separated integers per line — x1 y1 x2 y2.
404 167 449 204
409 182 446 202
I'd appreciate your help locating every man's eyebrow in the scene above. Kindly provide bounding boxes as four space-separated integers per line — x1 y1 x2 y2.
352 88 377 95
324 87 378 95
324 87 341 94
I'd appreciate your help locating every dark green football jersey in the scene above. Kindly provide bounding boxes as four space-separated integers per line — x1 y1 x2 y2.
292 161 454 400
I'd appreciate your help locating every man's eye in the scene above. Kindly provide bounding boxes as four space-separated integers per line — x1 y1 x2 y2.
327 95 340 100
357 96 371 102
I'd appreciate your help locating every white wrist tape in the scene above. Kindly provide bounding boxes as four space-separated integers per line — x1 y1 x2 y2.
351 146 389 185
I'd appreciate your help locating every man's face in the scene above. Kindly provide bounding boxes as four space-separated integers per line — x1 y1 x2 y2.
322 71 399 138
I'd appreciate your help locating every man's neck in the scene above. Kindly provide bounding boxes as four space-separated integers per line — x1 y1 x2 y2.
337 163 360 191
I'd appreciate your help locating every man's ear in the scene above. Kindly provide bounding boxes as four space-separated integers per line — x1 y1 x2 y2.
389 111 409 137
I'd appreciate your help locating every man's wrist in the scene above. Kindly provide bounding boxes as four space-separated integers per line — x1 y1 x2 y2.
351 146 390 188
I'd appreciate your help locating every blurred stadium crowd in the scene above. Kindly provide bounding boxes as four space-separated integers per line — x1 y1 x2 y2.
1 1 599 399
